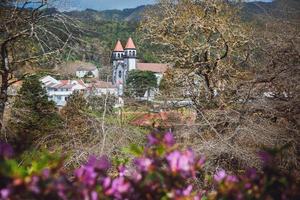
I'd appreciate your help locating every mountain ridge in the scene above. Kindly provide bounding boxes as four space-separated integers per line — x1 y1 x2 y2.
63 0 299 22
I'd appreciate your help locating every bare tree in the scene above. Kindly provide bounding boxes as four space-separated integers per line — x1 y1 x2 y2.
140 0 300 171
0 0 79 130
140 0 252 117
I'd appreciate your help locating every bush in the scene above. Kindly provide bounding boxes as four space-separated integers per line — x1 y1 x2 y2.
0 132 299 200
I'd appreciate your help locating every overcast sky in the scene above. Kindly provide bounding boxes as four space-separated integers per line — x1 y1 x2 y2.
57 0 272 11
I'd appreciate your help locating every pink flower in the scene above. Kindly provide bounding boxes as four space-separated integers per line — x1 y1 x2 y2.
91 191 98 200
147 133 159 146
102 177 111 189
183 185 193 196
163 132 175 146
0 189 10 199
105 177 131 198
167 151 181 172
86 155 111 171
118 165 128 176
166 149 195 175
214 169 227 182
75 166 97 186
226 175 238 183
135 157 153 171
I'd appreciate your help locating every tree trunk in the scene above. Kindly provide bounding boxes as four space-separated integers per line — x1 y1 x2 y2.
0 44 9 132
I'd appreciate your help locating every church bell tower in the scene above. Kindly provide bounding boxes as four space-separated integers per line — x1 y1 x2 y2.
124 37 137 71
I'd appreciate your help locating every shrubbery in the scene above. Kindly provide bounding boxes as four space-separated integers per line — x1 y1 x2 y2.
1 131 299 200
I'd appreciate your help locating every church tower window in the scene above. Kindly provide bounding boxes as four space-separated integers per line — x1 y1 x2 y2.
118 71 122 78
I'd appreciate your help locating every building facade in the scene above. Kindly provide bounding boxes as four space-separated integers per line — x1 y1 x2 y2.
112 37 170 96
40 76 87 107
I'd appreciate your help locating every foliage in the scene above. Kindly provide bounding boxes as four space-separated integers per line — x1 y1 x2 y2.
139 0 252 113
0 132 299 199
87 94 117 115
126 70 157 97
61 92 88 118
8 75 62 153
0 1 78 129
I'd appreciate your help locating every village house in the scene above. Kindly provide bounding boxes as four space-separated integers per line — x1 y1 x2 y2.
76 65 99 78
40 76 119 107
40 76 87 107
87 81 118 96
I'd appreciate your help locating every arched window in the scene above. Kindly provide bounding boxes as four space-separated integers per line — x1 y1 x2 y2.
129 51 132 56
118 71 122 78
133 51 136 56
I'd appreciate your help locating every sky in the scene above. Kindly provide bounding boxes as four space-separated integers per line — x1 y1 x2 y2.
56 0 272 11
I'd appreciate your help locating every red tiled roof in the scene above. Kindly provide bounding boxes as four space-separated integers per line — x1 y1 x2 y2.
60 80 70 84
114 40 124 52
136 63 170 73
125 37 136 49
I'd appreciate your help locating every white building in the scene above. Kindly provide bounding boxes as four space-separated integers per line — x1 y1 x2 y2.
75 65 99 78
40 76 87 107
111 37 170 96
40 76 119 107
87 81 118 96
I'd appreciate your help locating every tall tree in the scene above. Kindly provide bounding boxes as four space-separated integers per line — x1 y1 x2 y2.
0 0 78 130
139 0 252 115
8 75 62 153
126 70 157 98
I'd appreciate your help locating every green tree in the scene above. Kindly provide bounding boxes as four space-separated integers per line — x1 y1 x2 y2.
126 70 157 97
0 1 76 130
8 75 62 153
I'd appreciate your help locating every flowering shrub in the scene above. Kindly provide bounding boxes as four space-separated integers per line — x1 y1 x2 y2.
0 132 299 200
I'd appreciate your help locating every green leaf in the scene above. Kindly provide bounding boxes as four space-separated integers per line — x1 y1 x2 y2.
122 144 144 156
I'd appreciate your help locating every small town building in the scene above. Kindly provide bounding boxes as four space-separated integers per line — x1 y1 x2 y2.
40 76 87 107
111 37 170 96
76 65 99 78
87 81 118 96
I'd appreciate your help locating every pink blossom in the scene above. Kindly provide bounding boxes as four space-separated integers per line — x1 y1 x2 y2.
214 169 227 182
163 132 175 146
183 185 193 196
167 150 195 175
135 157 153 171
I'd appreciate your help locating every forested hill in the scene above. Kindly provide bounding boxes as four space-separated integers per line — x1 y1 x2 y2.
54 0 299 66
63 0 299 22
65 5 152 22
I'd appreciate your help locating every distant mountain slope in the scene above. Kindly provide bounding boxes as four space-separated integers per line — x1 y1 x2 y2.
64 0 299 22
57 0 299 66
242 0 300 20
65 5 153 22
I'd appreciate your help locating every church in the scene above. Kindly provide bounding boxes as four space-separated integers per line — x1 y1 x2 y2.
111 37 169 96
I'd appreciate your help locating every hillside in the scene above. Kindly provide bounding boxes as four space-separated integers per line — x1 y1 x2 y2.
58 0 299 67
65 5 152 22
64 0 299 22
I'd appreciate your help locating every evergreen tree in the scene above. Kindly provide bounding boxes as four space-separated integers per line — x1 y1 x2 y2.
126 70 157 97
9 75 62 153
61 92 88 119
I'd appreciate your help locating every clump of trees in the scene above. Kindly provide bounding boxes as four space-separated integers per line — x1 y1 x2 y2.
126 70 157 98
8 75 62 153
139 0 299 171
140 0 252 113
0 0 79 131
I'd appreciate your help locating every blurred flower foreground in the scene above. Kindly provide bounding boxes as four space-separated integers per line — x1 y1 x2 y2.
0 132 299 200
